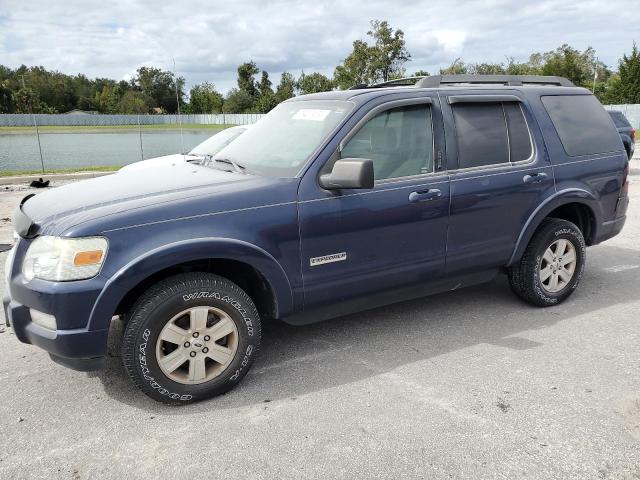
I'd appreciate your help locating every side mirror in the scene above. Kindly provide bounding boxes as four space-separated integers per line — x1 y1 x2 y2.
319 158 374 190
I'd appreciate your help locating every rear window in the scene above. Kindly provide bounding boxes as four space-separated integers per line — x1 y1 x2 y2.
608 111 631 128
541 95 622 157
452 102 532 169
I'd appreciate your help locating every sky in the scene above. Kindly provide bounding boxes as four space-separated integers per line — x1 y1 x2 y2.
0 0 638 94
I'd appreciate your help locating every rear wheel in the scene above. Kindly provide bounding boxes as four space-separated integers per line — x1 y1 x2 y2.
121 273 260 404
508 218 586 307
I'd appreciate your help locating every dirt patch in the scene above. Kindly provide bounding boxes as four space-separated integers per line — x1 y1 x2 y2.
496 397 511 413
620 395 640 441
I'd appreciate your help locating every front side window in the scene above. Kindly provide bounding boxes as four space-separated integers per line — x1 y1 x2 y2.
341 104 433 181
452 101 533 169
215 100 353 177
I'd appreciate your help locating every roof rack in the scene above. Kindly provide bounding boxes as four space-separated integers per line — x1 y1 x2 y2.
349 74 575 90
415 74 575 88
348 76 426 90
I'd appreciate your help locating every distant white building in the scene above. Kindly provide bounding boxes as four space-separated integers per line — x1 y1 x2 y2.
63 109 98 115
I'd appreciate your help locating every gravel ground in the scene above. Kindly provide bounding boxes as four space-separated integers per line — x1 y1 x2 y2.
1 157 640 479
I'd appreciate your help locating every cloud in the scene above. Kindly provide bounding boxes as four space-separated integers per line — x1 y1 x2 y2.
0 0 638 93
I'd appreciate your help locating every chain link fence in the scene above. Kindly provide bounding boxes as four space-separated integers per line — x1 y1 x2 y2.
1 104 638 176
0 114 264 174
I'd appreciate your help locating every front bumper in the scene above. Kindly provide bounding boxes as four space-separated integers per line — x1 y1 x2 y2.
4 241 110 371
3 293 108 371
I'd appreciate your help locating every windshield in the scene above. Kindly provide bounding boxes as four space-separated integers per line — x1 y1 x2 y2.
214 100 354 176
189 127 247 156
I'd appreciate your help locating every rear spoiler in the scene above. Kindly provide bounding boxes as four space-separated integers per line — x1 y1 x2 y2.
12 194 38 238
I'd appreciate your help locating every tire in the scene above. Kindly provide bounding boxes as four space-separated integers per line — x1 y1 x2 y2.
508 218 586 307
121 273 261 404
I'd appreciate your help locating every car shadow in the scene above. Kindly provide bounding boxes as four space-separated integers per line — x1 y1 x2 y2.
91 243 640 413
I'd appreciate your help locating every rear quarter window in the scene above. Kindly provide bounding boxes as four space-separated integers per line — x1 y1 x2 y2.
541 95 622 157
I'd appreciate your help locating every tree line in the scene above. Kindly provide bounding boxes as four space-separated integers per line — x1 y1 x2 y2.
1 20 639 115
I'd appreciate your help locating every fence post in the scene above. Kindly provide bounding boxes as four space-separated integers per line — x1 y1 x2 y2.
138 114 144 161
32 114 44 173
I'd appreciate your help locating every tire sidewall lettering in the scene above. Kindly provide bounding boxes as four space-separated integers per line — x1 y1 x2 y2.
182 291 254 337
534 226 585 304
128 278 260 403
137 328 193 402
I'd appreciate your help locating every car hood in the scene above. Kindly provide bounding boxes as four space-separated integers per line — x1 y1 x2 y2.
118 153 201 172
19 161 299 236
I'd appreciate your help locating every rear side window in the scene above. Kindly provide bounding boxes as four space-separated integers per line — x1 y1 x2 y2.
541 95 622 157
451 102 532 169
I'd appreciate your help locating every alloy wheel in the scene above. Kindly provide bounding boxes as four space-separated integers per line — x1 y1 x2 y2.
155 306 239 384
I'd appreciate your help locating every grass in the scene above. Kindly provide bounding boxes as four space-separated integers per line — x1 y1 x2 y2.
0 166 121 177
0 123 234 133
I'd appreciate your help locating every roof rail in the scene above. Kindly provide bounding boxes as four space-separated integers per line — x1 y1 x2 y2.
415 74 575 88
348 76 427 90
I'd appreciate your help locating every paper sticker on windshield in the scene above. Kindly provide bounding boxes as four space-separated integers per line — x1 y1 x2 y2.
292 109 331 121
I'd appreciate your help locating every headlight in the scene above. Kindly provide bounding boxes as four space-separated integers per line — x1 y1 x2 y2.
22 236 108 282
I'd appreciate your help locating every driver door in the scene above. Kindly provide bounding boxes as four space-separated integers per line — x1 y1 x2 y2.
298 96 450 311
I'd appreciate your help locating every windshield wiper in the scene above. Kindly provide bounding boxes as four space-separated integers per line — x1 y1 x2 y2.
209 156 246 173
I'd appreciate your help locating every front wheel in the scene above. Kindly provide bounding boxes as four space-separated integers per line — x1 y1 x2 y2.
508 218 586 307
121 273 261 404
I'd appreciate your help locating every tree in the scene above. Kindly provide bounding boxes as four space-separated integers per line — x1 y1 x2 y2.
275 72 296 103
94 85 119 113
440 58 468 75
468 63 506 75
334 40 372 89
413 70 430 77
334 20 410 89
223 88 254 113
540 45 602 87
607 43 640 103
134 66 185 113
12 87 47 113
188 82 223 113
237 61 260 98
504 56 542 75
117 90 149 114
255 71 277 113
297 71 333 94
367 20 410 82
0 80 14 113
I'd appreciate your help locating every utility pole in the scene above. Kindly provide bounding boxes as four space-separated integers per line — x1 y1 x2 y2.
19 74 45 173
592 58 598 94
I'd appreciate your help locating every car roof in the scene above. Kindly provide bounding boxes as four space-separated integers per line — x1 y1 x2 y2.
285 74 592 106
288 84 590 106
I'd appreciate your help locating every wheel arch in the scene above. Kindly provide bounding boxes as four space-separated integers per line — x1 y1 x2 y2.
88 238 294 331
507 189 601 267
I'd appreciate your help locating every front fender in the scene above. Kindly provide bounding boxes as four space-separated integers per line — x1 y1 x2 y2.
506 188 602 267
87 238 294 330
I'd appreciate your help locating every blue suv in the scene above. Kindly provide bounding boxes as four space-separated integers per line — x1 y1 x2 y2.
3 75 629 403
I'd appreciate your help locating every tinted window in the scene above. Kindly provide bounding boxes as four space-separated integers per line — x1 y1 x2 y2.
504 103 533 162
452 102 532 169
608 111 631 128
542 95 622 157
342 104 433 180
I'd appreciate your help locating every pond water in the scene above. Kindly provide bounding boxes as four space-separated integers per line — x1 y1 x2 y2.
0 129 219 172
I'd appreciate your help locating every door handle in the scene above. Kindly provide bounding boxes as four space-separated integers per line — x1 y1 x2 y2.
522 172 548 185
409 189 442 202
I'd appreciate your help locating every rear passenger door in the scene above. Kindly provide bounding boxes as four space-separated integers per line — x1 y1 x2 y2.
441 92 554 275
